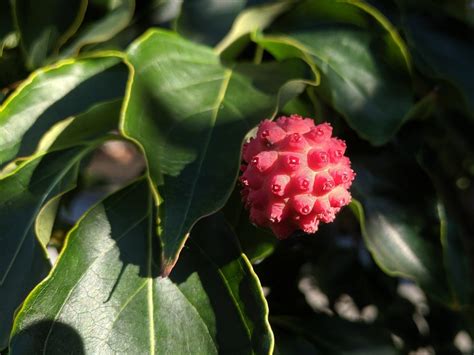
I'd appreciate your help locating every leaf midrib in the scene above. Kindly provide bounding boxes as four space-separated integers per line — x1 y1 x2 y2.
0 149 87 285
165 68 234 255
41 211 149 354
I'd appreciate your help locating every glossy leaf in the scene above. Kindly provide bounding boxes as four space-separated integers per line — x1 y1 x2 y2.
33 99 123 247
401 10 474 115
216 1 294 57
46 99 123 152
349 151 452 304
0 0 14 56
122 29 312 275
176 0 246 46
13 0 87 68
258 0 413 145
0 147 86 349
0 54 128 167
61 0 136 57
0 96 122 347
11 181 274 354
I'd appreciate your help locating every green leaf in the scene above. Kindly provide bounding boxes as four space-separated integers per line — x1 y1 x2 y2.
34 99 123 247
223 186 277 263
60 0 136 58
0 0 15 56
273 327 319 355
46 98 123 152
0 97 122 347
13 0 87 68
176 0 246 46
438 203 473 308
122 29 312 275
401 10 474 116
257 0 413 145
418 139 474 308
0 47 27 89
0 147 88 349
272 315 397 354
349 151 452 304
11 181 274 354
0 54 128 167
215 0 294 55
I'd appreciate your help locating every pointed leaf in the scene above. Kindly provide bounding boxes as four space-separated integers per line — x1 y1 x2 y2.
122 29 312 274
257 0 413 145
11 181 274 354
60 0 136 57
0 147 86 348
349 151 453 304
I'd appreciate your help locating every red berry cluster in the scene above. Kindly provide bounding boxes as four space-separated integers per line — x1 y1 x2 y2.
240 115 355 239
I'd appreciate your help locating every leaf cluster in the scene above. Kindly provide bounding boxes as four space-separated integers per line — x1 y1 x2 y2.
0 0 473 353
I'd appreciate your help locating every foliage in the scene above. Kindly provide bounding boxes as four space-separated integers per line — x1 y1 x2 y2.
1 0 473 353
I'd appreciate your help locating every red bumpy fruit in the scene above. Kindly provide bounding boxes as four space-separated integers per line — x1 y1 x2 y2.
240 114 355 239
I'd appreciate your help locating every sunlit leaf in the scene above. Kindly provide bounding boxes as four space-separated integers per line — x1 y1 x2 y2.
0 54 127 167
0 147 84 348
256 0 413 145
11 181 274 354
122 29 312 275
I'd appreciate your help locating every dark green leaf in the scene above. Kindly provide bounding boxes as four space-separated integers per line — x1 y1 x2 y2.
60 0 136 57
272 315 397 355
13 0 87 68
0 147 86 349
215 1 295 57
33 99 123 246
0 54 128 167
45 99 123 151
0 0 15 56
0 97 122 347
417 135 474 308
122 29 312 275
11 181 274 354
176 0 246 46
349 151 452 304
401 10 474 116
0 47 26 89
438 204 473 308
257 0 413 145
274 327 320 355
223 186 277 263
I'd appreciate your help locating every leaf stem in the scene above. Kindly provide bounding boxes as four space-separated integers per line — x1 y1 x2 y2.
253 44 264 64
